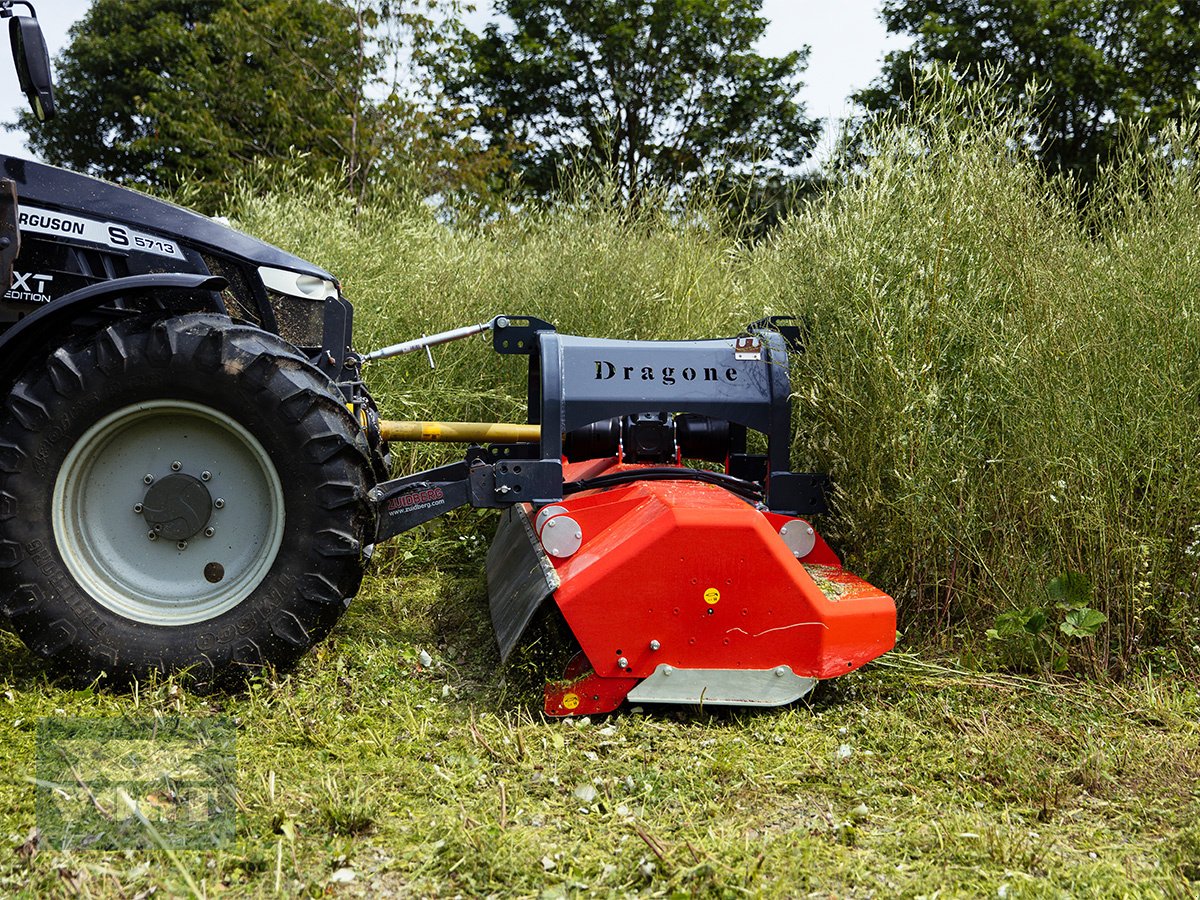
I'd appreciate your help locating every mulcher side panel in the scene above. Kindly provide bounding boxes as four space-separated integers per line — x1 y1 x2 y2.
487 506 560 662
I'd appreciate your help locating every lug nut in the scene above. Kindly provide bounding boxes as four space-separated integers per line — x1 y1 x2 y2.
171 461 182 471
143 474 154 485
133 503 143 514
201 471 212 481
177 541 188 551
214 498 225 509
147 531 157 541
204 527 215 538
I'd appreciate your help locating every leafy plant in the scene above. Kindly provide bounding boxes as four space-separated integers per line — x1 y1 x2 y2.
987 573 1108 673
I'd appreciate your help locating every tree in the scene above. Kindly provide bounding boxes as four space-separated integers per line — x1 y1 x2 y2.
857 1 1200 183
17 0 506 212
450 0 819 202
19 0 372 207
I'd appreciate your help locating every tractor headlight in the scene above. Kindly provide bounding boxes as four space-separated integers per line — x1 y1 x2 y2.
257 266 338 349
257 266 337 301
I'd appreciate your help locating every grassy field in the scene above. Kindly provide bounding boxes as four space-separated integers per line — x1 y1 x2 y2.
1 543 1198 897
4 84 1200 895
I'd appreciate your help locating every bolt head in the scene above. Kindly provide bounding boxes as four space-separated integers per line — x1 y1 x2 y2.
144 474 154 484
780 526 788 535
133 503 143 514
204 527 215 538
177 541 188 551
663 666 674 676
546 519 556 528
147 531 157 541
171 461 182 471
201 471 212 481
649 640 661 651
214 498 225 509
775 666 787 677
617 657 628 668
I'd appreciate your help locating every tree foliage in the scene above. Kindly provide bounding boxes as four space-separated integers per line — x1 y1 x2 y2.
451 0 819 201
857 0 1200 182
19 0 504 212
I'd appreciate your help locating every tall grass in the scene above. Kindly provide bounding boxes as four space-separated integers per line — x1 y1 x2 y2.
231 78 1200 674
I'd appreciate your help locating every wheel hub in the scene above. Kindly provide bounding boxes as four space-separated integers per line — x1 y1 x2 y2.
141 473 213 542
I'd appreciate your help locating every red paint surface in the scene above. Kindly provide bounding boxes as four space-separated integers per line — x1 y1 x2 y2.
536 460 896 716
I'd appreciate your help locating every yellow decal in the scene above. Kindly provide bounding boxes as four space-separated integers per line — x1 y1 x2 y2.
421 424 442 440
562 693 580 710
704 588 721 605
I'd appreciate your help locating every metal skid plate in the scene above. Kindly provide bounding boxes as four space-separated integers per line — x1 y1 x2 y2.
486 506 560 662
626 665 817 707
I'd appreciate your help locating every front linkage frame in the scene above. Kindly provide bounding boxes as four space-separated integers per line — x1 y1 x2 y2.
371 314 829 541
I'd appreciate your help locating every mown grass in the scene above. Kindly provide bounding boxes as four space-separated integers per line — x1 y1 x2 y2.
2 547 1198 896
4 81 1200 895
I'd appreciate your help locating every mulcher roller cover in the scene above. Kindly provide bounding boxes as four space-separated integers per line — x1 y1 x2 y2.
0 314 375 687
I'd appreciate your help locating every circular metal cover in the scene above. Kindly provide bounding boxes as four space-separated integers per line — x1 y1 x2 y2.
141 473 212 541
778 518 817 559
534 504 568 533
540 515 582 558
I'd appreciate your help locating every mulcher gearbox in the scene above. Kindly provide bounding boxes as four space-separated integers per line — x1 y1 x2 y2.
0 5 894 712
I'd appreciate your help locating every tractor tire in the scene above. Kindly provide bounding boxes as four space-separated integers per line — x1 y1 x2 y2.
0 313 375 687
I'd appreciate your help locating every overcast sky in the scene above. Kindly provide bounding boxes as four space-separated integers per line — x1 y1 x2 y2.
0 0 908 161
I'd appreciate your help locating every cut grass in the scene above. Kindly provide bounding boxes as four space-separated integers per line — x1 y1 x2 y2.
1 536 1197 897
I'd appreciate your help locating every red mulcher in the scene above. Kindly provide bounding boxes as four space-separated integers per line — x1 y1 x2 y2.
370 316 896 715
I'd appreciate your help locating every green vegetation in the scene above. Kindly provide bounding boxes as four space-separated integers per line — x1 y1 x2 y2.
4 82 1200 895
237 77 1200 676
2 588 1197 896
859 0 1200 184
1 449 1197 894
450 0 818 201
23 0 493 211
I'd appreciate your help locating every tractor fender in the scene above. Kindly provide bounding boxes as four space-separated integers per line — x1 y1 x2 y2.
0 272 227 386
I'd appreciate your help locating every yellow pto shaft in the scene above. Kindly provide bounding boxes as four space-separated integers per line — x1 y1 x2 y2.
379 420 542 444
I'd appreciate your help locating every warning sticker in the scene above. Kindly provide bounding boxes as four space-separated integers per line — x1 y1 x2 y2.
18 206 181 259
562 693 580 710
704 588 721 605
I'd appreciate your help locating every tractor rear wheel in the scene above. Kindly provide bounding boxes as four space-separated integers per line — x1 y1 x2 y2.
0 314 375 687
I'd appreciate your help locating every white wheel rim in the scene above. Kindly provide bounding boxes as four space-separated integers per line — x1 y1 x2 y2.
52 400 286 626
